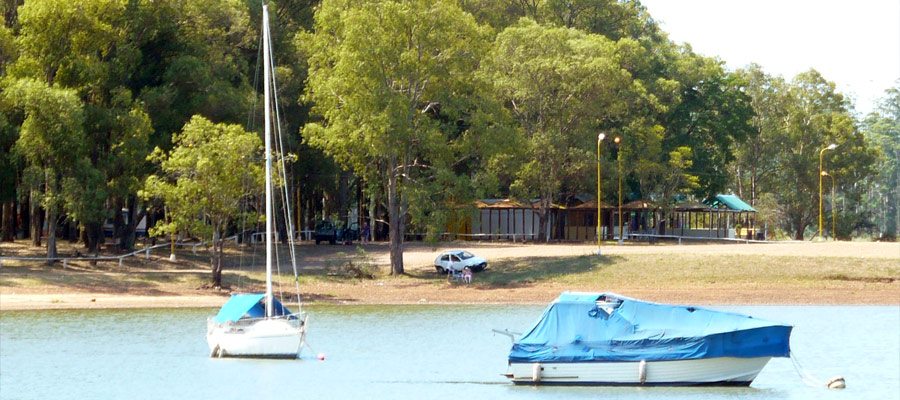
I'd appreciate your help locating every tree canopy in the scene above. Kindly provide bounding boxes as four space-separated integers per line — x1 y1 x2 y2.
1 0 893 273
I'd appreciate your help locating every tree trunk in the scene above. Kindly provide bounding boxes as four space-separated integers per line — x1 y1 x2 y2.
387 165 404 275
30 191 41 247
793 218 806 241
338 170 350 225
83 221 103 255
210 228 222 287
537 198 550 242
119 195 143 251
368 189 376 242
46 208 57 265
1 201 14 242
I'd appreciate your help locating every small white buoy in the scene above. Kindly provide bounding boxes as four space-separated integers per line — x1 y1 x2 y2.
532 363 542 383
317 353 325 361
827 376 846 389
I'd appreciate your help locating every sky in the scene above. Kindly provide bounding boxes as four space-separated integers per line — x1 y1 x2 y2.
640 0 900 116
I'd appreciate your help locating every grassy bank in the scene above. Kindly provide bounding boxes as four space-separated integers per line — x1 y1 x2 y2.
2 240 898 308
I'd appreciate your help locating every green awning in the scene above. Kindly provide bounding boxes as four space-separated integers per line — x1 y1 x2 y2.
709 194 756 212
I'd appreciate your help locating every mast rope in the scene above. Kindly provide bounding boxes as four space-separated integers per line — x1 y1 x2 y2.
789 351 845 389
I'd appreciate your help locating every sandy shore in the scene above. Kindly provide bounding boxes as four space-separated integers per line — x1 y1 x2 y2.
2 240 898 310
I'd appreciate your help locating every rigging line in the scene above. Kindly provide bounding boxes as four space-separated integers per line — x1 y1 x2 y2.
237 19 266 291
266 23 302 308
247 20 263 136
789 351 826 388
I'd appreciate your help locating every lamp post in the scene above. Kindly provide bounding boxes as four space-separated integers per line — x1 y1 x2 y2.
818 143 837 241
822 170 836 240
615 136 623 245
597 133 606 255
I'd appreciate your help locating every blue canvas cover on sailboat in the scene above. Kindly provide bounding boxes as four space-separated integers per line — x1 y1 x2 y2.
213 293 293 323
509 292 792 363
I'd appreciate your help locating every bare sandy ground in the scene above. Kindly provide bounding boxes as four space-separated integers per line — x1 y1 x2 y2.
2 240 897 310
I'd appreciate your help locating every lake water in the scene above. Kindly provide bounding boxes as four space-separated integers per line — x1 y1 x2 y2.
1 305 898 400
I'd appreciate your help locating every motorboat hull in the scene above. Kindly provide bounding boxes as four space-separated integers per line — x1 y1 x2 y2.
207 315 306 359
508 356 771 386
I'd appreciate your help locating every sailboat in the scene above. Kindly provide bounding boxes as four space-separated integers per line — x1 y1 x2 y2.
206 2 307 359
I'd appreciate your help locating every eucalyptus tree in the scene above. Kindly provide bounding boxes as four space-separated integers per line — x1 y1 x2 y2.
738 70 877 240
135 0 255 148
142 116 263 288
3 79 86 262
484 19 641 240
301 0 501 275
7 0 154 254
0 13 17 242
863 85 900 239
730 64 784 207
656 48 755 201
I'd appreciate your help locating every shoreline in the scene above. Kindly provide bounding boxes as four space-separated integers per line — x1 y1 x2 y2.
3 240 898 310
3 286 897 311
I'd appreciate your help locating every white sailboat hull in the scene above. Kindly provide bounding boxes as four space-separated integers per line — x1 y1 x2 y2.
508 356 771 386
207 315 306 359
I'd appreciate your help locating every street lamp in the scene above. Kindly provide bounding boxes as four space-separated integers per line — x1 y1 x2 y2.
597 133 606 255
822 170 836 240
615 136 623 245
818 143 837 241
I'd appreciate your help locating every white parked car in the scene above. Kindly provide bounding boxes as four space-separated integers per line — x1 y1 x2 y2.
434 250 488 274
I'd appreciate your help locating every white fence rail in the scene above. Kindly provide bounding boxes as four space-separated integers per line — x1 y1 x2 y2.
0 235 239 268
626 233 770 244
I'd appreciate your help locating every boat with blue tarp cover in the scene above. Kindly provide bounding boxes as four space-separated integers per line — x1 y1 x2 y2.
499 292 792 386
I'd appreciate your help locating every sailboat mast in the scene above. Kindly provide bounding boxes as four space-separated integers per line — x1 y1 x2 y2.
262 3 274 318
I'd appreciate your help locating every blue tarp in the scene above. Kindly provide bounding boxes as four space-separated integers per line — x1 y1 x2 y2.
509 292 791 363
213 293 293 323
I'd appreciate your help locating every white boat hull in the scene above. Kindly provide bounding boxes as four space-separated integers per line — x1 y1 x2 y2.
207 315 306 359
508 356 771 386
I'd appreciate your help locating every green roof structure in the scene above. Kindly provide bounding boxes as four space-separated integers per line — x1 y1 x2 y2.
706 194 757 212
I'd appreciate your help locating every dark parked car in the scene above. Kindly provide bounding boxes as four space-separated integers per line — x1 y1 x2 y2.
314 219 339 245
315 220 360 244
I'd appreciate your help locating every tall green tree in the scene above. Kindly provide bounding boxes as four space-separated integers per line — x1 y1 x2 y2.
8 0 153 253
142 116 263 287
738 69 878 240
301 0 500 274
863 84 900 239
0 13 18 242
731 64 783 207
3 78 87 262
134 0 254 148
658 48 754 200
485 19 640 240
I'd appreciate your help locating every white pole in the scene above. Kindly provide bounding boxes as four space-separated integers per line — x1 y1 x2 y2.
263 3 274 318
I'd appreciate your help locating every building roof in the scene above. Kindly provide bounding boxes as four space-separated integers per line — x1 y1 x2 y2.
707 194 757 212
569 199 614 210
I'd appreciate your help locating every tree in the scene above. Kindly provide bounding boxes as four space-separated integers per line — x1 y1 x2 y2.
863 83 900 239
9 0 154 254
731 64 784 207
738 70 878 240
658 48 754 200
301 0 500 274
484 19 638 240
142 116 263 288
0 13 18 242
3 78 87 262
